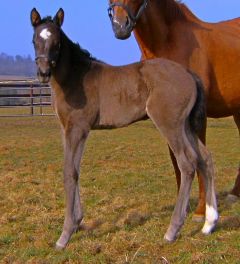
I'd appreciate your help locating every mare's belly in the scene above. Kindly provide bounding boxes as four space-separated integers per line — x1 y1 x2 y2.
206 82 240 118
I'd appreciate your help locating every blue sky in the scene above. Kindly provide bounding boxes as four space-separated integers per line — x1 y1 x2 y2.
0 0 240 65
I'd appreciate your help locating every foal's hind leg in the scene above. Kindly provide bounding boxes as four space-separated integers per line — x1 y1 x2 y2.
228 113 240 201
147 104 198 240
164 133 218 241
56 126 89 250
168 144 206 222
196 140 218 235
168 147 181 191
193 123 207 221
163 135 197 241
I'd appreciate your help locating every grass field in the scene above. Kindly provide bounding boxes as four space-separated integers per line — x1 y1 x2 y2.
0 107 54 117
0 116 239 263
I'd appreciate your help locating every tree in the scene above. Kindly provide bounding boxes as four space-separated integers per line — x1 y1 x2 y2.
0 53 36 77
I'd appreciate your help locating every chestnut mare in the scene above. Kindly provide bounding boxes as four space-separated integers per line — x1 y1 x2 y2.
31 8 218 248
108 0 240 218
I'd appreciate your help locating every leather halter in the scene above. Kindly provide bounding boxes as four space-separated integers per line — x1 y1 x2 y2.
108 0 148 26
35 43 61 68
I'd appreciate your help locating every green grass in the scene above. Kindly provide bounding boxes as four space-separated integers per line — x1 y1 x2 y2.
0 106 53 116
0 116 239 263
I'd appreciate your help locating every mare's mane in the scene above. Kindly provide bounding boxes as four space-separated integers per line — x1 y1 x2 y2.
154 0 199 23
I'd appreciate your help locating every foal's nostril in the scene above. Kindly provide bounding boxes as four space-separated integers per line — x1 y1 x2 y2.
51 61 56 67
38 69 51 78
45 70 51 77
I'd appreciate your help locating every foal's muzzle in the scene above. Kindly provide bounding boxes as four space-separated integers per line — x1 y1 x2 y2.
35 56 57 83
37 69 51 83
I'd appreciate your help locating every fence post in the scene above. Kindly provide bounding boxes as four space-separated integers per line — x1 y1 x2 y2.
30 84 33 116
40 87 43 115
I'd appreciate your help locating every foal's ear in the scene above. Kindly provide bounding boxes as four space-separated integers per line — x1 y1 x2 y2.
31 8 41 27
54 8 64 27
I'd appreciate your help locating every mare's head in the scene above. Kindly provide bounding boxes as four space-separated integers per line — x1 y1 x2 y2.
31 8 64 83
108 0 148 39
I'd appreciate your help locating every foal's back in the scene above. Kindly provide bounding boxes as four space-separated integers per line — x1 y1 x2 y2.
88 58 196 128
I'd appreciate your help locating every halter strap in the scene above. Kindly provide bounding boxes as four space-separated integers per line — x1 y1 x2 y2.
108 0 148 26
35 54 49 61
35 43 61 67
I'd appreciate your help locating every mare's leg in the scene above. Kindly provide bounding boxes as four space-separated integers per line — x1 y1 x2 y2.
56 125 89 250
228 113 240 200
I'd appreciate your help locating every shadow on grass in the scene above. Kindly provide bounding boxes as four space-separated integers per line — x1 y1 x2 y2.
160 190 239 214
64 190 240 242
160 197 200 214
76 208 153 242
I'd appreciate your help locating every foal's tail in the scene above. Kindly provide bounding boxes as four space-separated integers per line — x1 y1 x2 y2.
188 71 207 134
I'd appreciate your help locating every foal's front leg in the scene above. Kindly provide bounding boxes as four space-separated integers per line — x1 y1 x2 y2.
56 126 89 250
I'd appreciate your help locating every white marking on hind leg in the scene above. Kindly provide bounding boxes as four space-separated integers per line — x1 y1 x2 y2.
202 204 218 235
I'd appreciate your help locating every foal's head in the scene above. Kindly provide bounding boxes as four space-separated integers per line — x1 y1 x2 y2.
31 8 64 83
108 0 148 39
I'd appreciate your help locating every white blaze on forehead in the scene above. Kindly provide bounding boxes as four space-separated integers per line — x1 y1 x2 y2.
40 28 52 40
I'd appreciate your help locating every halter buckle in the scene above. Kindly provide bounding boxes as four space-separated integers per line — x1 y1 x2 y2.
108 0 148 25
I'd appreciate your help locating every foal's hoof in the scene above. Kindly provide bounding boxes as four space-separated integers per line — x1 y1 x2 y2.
201 223 216 235
226 194 239 204
163 233 177 243
192 214 205 223
201 219 218 235
55 241 66 250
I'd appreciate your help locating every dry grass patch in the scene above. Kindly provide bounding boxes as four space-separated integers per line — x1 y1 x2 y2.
0 117 239 263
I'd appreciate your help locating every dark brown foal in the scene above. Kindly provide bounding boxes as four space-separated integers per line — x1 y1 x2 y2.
31 8 218 249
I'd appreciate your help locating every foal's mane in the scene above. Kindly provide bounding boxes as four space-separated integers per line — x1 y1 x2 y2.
40 16 53 24
40 16 98 66
60 30 98 67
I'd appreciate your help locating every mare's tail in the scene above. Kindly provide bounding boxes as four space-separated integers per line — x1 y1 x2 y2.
188 71 207 134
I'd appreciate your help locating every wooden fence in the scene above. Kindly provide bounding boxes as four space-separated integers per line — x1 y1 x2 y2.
0 79 54 117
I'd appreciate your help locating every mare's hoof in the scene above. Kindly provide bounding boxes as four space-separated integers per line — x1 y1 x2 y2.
226 194 239 204
192 214 205 223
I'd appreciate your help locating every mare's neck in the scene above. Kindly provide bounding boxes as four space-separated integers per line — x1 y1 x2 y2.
133 0 196 59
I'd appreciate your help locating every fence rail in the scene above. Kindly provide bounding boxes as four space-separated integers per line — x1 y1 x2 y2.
0 79 54 117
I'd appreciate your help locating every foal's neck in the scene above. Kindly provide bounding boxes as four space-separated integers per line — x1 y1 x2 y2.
133 0 196 59
51 31 92 87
